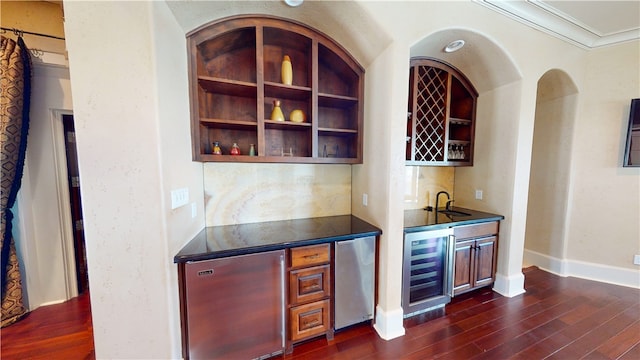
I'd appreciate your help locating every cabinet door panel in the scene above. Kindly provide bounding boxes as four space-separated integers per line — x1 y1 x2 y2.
453 239 474 294
474 236 497 287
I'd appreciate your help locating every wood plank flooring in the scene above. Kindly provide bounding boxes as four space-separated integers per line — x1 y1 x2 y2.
286 267 640 360
1 267 638 359
0 291 94 360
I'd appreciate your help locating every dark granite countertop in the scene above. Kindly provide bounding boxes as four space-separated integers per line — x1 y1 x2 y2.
404 206 504 233
174 215 382 263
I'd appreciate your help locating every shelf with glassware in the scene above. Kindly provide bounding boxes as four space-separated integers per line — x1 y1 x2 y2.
188 16 364 164
406 57 477 166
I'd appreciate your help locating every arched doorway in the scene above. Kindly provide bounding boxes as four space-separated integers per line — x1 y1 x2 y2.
524 69 578 273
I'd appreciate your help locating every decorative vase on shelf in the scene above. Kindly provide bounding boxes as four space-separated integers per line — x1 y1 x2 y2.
281 55 292 85
230 142 241 155
271 100 285 121
249 144 256 156
212 141 222 155
289 109 305 123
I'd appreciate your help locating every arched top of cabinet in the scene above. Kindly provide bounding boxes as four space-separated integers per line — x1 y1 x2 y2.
187 15 366 163
410 57 478 98
188 15 363 75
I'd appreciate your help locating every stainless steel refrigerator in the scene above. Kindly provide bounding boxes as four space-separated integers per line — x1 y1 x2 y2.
183 250 285 359
334 236 376 330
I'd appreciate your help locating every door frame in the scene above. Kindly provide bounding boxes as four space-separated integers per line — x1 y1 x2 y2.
50 109 79 299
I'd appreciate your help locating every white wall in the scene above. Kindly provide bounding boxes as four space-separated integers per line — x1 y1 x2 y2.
64 2 203 358
60 0 640 358
15 62 73 309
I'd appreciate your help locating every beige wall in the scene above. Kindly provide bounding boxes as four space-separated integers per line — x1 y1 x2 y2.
565 42 640 274
36 0 640 358
0 1 66 57
525 71 578 261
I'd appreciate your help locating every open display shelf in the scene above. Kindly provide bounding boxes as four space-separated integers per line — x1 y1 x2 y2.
188 16 364 163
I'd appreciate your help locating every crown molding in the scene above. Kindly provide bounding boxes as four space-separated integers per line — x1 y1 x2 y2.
474 0 640 49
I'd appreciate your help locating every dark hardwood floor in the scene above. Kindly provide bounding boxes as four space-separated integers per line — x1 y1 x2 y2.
1 267 638 359
0 290 94 360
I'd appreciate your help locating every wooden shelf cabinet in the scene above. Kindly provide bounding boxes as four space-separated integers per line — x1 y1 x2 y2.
452 221 499 296
288 244 332 344
188 16 364 163
406 57 478 166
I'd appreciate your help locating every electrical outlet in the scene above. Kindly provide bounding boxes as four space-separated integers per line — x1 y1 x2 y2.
475 189 483 200
171 188 189 209
362 193 368 206
191 203 197 218
634 254 640 265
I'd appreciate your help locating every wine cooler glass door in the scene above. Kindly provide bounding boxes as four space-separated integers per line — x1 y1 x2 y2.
402 228 454 317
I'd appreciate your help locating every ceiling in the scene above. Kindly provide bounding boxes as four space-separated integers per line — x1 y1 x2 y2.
474 0 640 48
49 0 639 50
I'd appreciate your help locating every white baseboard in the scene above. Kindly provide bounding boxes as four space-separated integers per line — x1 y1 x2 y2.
31 298 66 310
524 249 640 289
373 305 405 340
493 271 526 297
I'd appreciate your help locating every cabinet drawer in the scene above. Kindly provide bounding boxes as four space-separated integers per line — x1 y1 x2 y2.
290 299 330 341
290 244 330 268
290 265 330 305
454 221 498 240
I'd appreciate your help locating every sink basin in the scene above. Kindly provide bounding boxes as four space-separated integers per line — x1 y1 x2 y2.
437 209 471 217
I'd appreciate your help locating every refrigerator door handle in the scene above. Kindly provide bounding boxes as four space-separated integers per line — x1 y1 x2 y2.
447 234 456 298
280 254 286 348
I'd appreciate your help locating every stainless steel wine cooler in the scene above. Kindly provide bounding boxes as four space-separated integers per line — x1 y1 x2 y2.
402 228 455 317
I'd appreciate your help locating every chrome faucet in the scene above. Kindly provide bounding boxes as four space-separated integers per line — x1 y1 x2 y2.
435 191 451 212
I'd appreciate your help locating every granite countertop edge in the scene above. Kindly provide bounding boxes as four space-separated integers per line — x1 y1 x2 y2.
403 206 505 233
174 214 382 264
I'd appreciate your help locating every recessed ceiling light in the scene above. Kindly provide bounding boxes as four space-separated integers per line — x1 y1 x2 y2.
444 40 465 53
284 0 303 6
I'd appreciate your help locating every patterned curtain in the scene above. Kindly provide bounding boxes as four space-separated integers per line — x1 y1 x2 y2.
1 35 32 327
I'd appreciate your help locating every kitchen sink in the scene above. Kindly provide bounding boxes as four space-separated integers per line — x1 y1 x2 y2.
437 209 471 217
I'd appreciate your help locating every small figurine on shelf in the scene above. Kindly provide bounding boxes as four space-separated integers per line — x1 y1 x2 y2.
230 142 241 155
271 100 285 121
281 55 292 85
212 141 222 155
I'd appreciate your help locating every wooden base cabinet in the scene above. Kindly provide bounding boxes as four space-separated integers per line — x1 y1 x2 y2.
287 244 333 347
452 221 499 296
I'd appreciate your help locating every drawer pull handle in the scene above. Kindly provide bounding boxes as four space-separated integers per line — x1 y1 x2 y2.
303 319 320 327
302 284 321 291
303 254 319 260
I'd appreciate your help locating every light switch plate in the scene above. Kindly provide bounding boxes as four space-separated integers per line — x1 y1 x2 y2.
634 254 640 265
475 189 483 200
171 188 189 209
